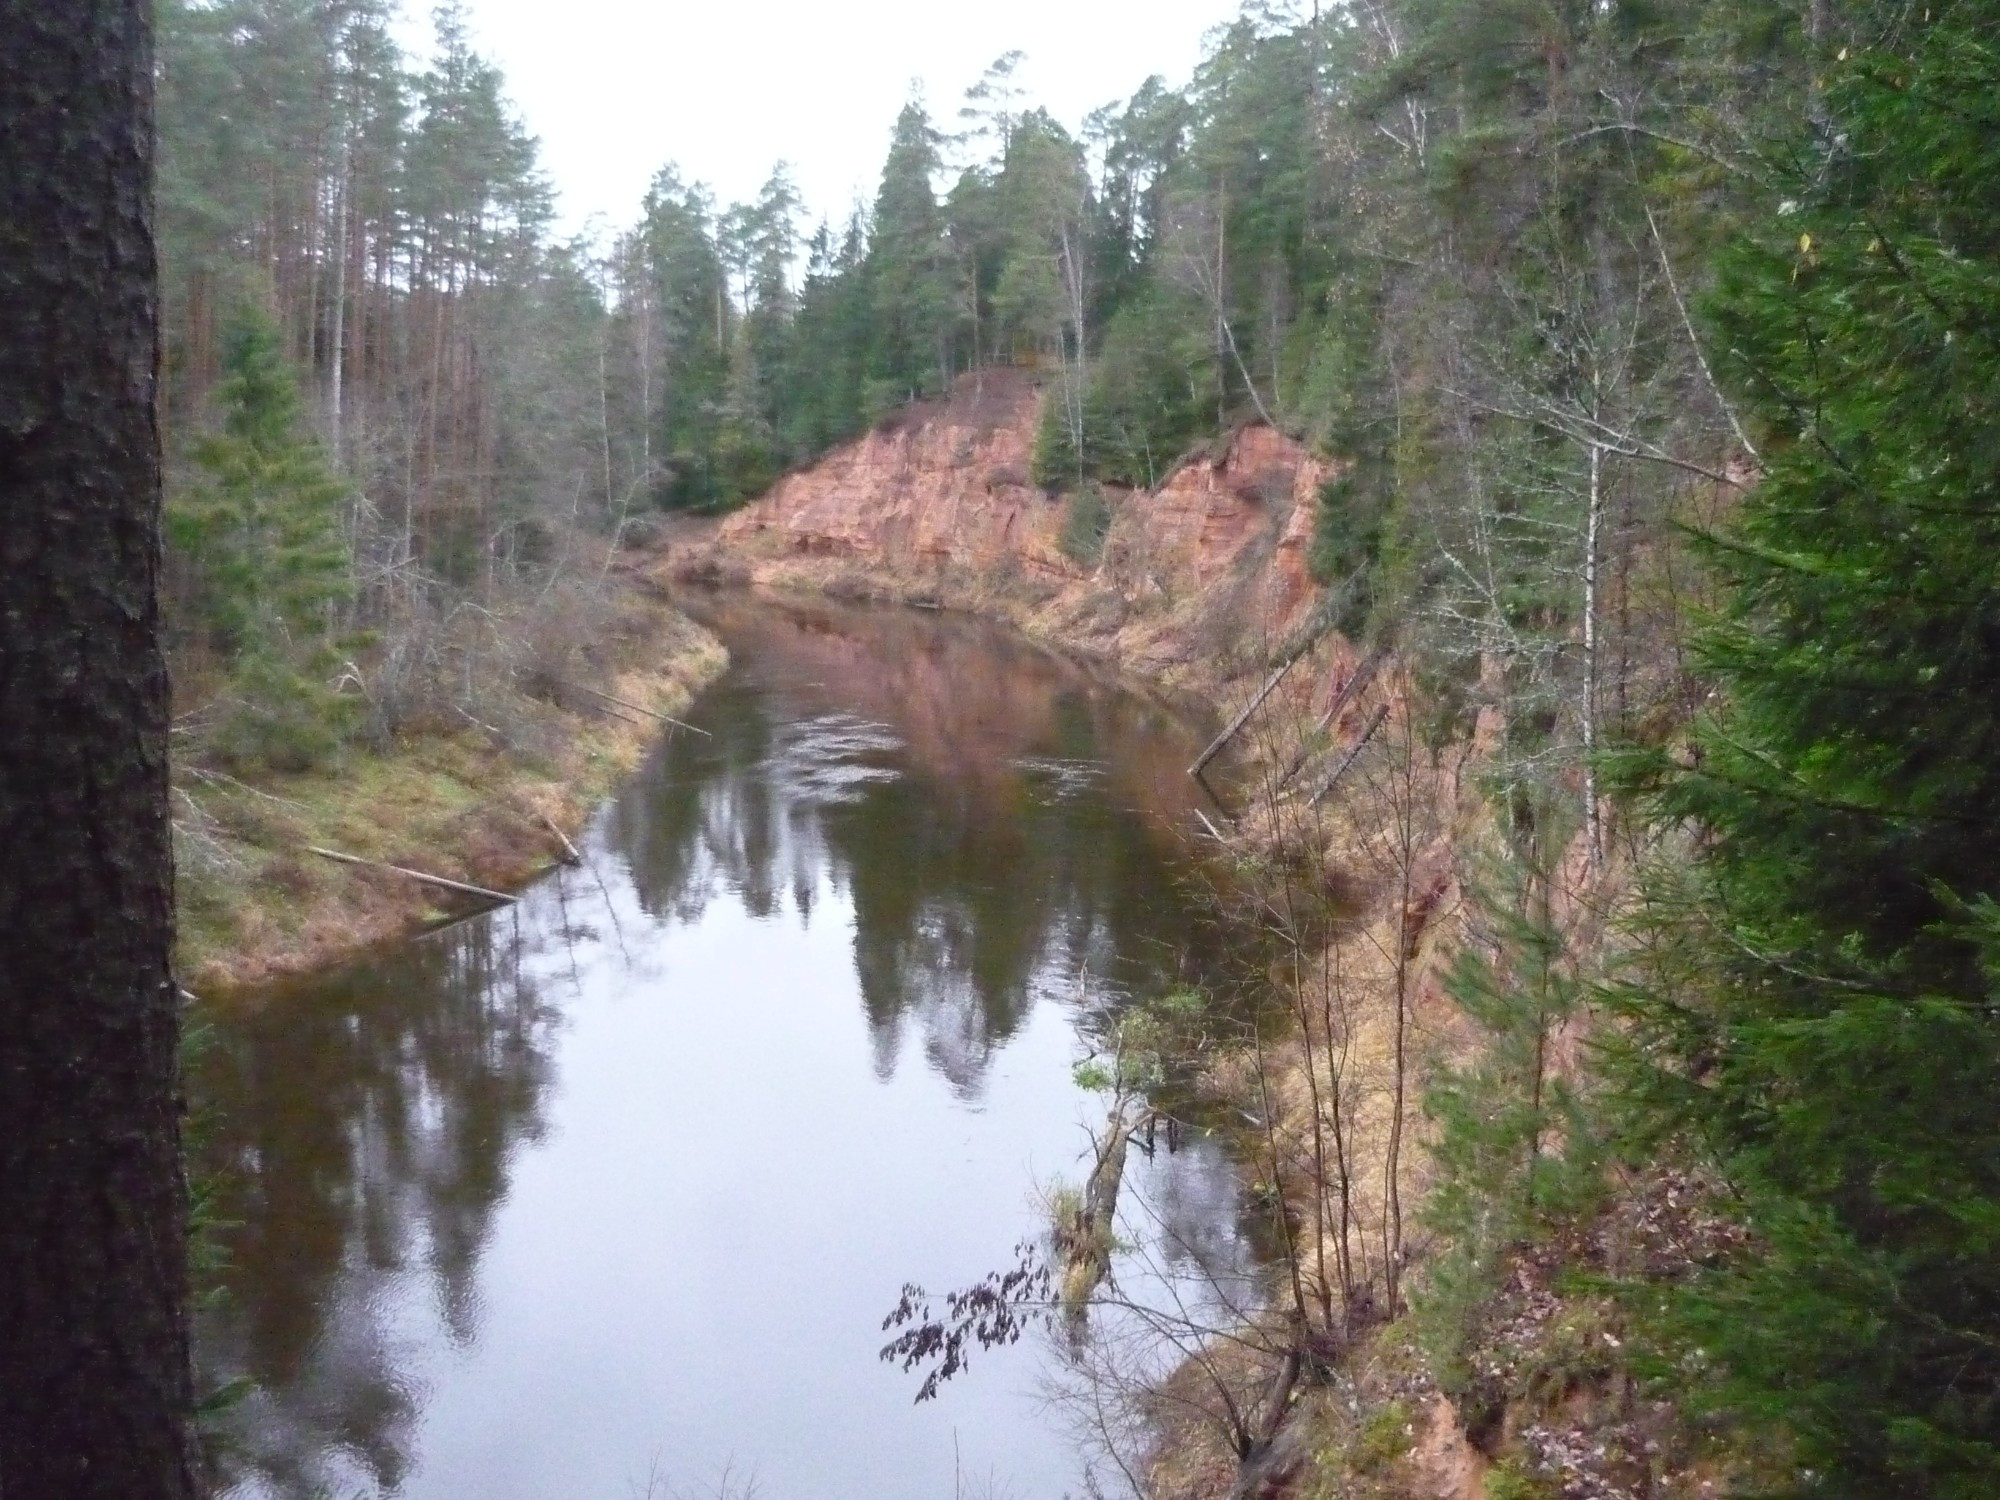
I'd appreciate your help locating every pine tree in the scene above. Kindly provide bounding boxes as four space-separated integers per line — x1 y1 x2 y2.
0 2 200 1489
1616 6 2000 1489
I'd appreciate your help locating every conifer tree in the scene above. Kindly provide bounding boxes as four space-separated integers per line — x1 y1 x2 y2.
630 166 732 509
1419 832 1604 1395
800 213 876 451
867 100 955 408
171 310 354 770
1617 6 2000 1488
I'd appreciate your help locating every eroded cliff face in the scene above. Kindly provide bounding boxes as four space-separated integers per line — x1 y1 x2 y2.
681 368 1329 691
716 370 1068 575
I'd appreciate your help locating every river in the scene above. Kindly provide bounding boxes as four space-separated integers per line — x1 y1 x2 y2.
193 597 1259 1500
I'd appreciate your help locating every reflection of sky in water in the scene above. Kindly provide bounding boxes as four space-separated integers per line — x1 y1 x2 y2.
1010 755 1110 804
193 600 1256 1500
771 713 904 804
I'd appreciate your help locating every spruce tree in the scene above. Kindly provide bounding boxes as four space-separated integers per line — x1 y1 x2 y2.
1617 6 2000 1489
632 166 733 510
171 309 354 770
867 101 955 409
1420 838 1603 1403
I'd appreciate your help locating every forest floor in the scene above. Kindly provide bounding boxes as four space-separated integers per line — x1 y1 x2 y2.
172 586 726 996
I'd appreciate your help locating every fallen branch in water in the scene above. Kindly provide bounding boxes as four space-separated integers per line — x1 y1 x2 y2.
537 811 582 866
304 846 518 905
566 682 711 736
1058 1102 1148 1316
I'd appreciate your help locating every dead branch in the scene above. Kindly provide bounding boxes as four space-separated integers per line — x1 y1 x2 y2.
566 681 711 736
1189 621 1336 779
305 846 518 904
537 810 582 866
1277 646 1388 788
1646 205 1759 462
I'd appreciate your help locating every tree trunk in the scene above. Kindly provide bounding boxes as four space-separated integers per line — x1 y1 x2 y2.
1583 439 1604 868
636 264 653 486
1059 221 1088 483
0 4 199 1494
329 135 351 461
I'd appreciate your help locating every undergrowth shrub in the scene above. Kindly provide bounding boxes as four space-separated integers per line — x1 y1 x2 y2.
207 649 357 774
1484 1456 1561 1500
1060 484 1113 567
1416 835 1608 1400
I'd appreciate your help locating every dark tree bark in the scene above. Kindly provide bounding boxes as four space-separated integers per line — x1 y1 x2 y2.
0 2 200 1495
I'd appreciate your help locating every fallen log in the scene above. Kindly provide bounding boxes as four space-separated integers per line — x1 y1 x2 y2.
537 811 582 866
1188 601 1349 780
1189 645 1309 779
567 682 711 737
1277 645 1388 789
1307 703 1391 807
305 846 518 905
1059 1104 1143 1317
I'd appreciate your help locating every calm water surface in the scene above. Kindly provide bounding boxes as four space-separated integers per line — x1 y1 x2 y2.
194 598 1256 1500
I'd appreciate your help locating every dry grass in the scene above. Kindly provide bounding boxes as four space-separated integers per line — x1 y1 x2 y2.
174 593 726 994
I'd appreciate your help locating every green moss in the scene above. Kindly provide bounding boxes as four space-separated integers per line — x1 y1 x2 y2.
1485 1457 1560 1500
1352 1399 1414 1475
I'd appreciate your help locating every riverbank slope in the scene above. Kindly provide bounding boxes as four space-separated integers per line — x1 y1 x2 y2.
175 583 725 994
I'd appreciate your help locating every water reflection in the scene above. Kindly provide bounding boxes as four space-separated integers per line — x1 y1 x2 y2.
194 597 1249 1500
609 599 1215 1100
197 918 561 1494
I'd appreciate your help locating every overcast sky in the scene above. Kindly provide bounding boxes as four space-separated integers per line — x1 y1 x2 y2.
399 0 1253 242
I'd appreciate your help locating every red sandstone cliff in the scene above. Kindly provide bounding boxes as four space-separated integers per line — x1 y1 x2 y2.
678 368 1331 688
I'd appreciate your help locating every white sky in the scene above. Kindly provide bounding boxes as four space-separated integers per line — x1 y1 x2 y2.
399 0 1252 241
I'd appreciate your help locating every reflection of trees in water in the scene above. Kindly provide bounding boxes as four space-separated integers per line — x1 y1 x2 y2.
609 680 834 931
194 916 560 1497
839 750 1214 1096
608 654 1206 1098
192 602 1227 1496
